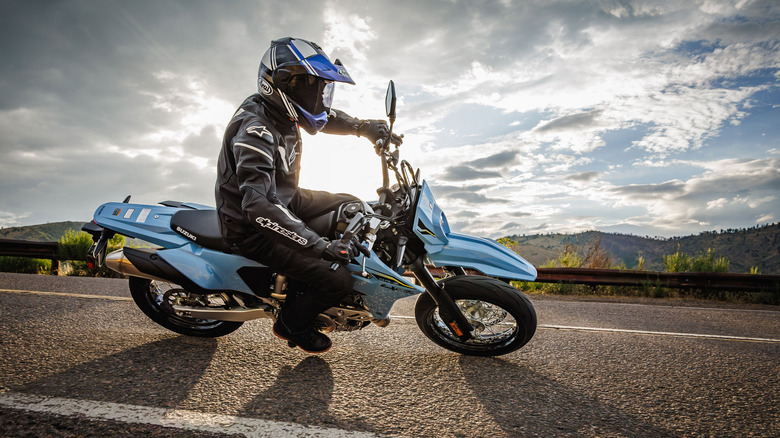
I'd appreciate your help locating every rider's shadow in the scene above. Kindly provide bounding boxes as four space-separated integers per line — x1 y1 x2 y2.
458 356 675 438
240 356 338 427
14 336 217 409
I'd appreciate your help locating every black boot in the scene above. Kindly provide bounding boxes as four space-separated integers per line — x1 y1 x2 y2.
273 317 332 353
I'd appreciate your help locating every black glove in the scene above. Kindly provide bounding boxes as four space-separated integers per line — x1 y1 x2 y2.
321 237 370 264
357 120 403 147
322 239 352 264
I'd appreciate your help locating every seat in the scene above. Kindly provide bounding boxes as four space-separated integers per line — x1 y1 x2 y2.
170 209 228 252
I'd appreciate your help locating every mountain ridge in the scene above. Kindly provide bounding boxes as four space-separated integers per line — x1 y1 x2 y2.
505 223 779 274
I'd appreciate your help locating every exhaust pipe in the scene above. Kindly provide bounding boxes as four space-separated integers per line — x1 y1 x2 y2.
105 249 169 282
171 305 272 322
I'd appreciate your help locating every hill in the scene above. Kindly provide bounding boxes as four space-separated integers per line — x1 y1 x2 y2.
0 221 85 242
506 223 780 274
3 221 778 274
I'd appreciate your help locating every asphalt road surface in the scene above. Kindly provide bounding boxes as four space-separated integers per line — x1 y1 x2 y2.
1 272 778 437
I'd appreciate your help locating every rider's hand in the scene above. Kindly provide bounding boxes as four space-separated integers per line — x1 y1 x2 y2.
357 120 403 147
322 239 355 264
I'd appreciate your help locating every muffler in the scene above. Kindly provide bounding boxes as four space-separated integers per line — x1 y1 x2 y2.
105 249 169 282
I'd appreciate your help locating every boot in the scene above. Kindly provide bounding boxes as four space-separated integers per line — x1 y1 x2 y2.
273 317 332 354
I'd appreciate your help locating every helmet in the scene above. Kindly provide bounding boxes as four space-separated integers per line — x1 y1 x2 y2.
258 37 355 134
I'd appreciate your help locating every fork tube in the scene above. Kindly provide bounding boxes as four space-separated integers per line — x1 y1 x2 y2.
409 257 473 341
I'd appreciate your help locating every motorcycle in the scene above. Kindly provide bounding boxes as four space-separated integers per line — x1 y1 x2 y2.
83 81 538 357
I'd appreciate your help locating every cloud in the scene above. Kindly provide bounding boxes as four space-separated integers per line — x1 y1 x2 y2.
447 192 510 204
439 165 502 181
601 158 780 232
428 183 510 205
565 172 600 182
0 211 30 228
534 110 604 133
610 180 686 199
471 151 519 168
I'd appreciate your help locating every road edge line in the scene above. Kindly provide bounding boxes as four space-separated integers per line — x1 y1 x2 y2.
0 391 387 438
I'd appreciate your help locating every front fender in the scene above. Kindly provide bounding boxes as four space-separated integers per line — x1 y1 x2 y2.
427 232 537 281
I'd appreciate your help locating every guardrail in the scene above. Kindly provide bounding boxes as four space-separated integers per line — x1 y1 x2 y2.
419 266 780 293
0 239 59 274
535 267 780 292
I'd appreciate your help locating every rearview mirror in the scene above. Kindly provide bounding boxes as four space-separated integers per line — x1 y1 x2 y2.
385 80 397 119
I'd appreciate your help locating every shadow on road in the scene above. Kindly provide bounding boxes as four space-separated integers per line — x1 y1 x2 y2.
241 356 334 424
458 355 674 437
240 356 381 433
13 336 217 409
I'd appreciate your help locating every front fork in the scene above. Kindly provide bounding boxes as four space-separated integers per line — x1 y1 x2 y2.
409 257 473 341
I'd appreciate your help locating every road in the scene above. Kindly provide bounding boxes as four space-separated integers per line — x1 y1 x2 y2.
0 272 778 437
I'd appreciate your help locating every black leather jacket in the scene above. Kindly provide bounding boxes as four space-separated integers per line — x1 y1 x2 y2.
215 94 360 257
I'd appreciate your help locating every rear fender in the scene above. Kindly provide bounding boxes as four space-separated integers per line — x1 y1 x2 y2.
92 202 191 248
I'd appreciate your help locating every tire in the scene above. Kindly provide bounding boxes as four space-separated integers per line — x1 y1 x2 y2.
129 276 243 337
414 275 537 356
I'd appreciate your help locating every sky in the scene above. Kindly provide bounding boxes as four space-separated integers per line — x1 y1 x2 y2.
1 0 778 239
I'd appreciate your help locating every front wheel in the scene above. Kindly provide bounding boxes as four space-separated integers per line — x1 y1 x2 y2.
129 277 243 337
415 275 537 356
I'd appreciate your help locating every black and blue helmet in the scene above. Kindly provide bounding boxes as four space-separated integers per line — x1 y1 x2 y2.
258 37 355 134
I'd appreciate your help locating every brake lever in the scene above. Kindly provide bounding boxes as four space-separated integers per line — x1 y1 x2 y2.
341 211 363 238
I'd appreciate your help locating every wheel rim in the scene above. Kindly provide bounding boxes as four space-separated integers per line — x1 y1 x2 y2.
431 299 519 349
145 281 226 330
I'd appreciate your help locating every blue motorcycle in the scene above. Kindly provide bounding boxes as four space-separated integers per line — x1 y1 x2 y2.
84 82 538 356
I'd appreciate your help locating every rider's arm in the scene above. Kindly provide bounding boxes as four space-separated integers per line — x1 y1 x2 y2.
321 108 361 135
323 108 402 146
231 122 328 257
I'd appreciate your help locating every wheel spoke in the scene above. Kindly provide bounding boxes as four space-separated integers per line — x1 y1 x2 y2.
147 281 222 328
433 299 518 346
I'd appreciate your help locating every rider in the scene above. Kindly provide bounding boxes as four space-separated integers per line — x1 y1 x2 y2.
215 37 401 353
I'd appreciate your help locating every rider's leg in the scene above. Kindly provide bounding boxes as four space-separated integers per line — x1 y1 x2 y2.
237 235 353 353
288 189 359 222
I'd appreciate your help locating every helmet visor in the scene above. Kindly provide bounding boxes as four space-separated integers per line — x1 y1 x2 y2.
286 75 334 116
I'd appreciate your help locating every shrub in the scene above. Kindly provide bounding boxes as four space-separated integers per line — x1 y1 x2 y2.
56 230 93 262
663 246 729 273
0 256 51 274
543 243 583 268
635 256 645 271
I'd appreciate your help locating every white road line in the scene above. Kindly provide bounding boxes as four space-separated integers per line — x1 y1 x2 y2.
0 288 132 301
389 316 780 343
538 300 780 314
0 391 387 438
537 324 780 343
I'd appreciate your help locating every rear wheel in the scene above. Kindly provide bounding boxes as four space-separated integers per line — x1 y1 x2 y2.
129 276 243 337
415 275 536 356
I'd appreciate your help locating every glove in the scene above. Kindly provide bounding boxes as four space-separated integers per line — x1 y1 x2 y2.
356 120 403 147
322 239 352 264
321 237 370 264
